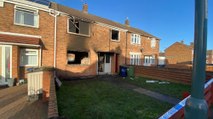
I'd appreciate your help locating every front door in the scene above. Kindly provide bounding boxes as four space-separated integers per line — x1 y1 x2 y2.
0 45 12 85
98 53 111 74
104 54 111 73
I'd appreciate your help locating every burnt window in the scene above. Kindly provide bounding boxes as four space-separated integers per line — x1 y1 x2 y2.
68 18 90 35
67 51 89 65
111 30 119 40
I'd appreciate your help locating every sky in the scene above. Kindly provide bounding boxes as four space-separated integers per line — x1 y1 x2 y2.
53 0 213 52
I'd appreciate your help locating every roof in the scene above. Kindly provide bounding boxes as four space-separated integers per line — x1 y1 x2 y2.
50 2 160 40
0 34 41 46
165 42 193 51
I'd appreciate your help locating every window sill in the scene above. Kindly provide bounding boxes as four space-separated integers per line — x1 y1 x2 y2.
67 32 90 37
111 39 120 42
131 43 141 46
66 64 90 66
14 23 39 28
19 65 39 67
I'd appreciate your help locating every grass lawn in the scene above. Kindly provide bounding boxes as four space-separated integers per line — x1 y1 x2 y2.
124 76 191 99
57 79 172 119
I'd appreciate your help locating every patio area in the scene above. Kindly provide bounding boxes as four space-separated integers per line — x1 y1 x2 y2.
0 84 48 119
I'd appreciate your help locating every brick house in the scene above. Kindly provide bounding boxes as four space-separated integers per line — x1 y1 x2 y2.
0 0 55 85
207 50 213 64
165 41 194 64
50 3 160 78
165 41 213 65
0 0 159 85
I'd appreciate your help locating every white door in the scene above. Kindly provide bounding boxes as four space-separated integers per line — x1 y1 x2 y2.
0 45 12 85
104 54 111 73
144 56 151 66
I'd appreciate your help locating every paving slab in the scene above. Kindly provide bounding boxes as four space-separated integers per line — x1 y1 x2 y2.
0 84 48 119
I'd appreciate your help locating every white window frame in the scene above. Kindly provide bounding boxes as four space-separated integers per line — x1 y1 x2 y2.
130 52 141 65
151 38 156 48
20 49 39 67
144 55 155 66
131 34 141 45
14 6 39 28
111 29 120 42
67 18 90 37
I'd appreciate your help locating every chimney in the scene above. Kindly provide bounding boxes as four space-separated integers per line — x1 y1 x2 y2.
82 3 88 13
180 40 184 44
125 17 130 26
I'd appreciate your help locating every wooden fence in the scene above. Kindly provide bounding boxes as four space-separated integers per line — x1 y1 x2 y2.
134 66 213 85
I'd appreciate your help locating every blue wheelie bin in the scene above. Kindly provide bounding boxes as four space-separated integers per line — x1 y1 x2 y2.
120 66 127 77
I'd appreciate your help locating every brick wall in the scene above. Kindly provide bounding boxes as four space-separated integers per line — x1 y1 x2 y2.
12 46 19 80
0 2 160 78
55 14 159 78
207 53 213 64
48 76 59 119
0 3 55 67
42 70 54 102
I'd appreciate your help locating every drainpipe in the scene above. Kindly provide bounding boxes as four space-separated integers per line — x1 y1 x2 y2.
184 0 208 118
49 10 60 77
125 31 128 65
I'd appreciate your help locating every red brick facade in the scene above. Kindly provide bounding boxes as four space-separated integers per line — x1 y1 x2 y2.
0 2 54 81
0 1 160 80
165 42 193 64
207 50 213 64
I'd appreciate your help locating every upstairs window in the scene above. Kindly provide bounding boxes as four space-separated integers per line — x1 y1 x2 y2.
15 7 38 27
111 30 119 41
131 34 141 44
67 51 90 65
151 38 156 48
68 18 90 36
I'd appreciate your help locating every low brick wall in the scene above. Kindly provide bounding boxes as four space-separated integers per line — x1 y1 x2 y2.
43 71 53 102
48 77 59 119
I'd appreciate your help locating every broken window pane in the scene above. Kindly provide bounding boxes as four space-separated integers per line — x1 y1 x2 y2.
111 30 119 40
67 51 89 65
69 18 89 35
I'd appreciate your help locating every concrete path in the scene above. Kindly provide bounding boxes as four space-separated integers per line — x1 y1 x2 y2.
100 75 181 105
0 84 48 119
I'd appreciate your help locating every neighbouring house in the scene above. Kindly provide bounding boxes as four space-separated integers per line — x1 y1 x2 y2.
0 0 160 85
165 40 212 65
0 0 55 85
207 50 213 64
165 41 194 64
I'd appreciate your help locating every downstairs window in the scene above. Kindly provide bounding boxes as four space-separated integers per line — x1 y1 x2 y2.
20 49 38 66
67 51 90 65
